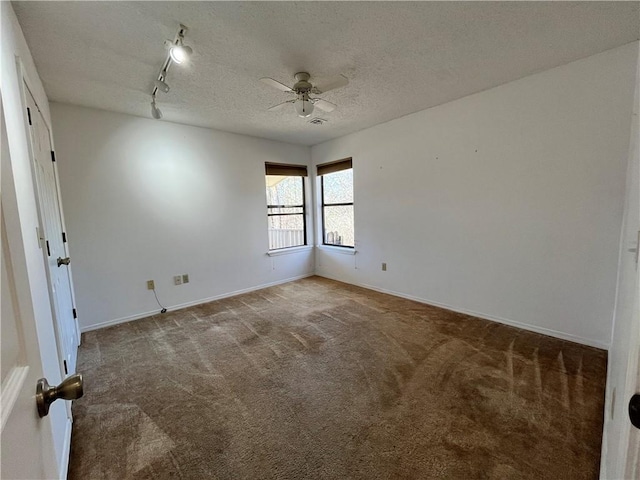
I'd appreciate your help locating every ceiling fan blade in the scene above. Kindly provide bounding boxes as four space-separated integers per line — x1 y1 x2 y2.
312 75 349 94
268 100 295 111
260 77 294 93
313 99 337 112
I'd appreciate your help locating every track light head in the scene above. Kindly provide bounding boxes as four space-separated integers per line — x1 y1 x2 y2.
150 24 191 113
151 97 163 120
169 44 193 64
154 78 170 93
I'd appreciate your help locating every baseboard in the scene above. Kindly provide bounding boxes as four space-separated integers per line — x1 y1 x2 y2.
59 417 72 480
315 273 610 350
81 270 609 350
81 273 314 333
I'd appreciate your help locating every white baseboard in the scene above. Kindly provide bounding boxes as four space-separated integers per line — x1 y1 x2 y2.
81 273 314 333
59 417 72 480
315 273 610 350
81 270 609 350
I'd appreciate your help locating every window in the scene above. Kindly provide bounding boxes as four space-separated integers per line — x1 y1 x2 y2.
319 158 354 247
265 163 307 250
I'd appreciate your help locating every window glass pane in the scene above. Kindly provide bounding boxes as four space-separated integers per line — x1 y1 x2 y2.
266 175 303 206
323 205 354 247
268 214 304 250
323 169 353 204
266 173 305 250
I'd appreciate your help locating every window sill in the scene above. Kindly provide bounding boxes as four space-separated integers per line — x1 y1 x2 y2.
317 245 357 255
267 245 313 257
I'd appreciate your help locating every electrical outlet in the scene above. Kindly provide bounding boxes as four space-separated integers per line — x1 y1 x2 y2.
174 275 183 285
182 274 189 284
147 280 155 290
382 263 387 271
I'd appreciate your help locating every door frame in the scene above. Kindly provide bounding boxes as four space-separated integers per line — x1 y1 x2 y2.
20 77 80 380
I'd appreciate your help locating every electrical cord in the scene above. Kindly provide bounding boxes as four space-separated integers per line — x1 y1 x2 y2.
152 287 168 313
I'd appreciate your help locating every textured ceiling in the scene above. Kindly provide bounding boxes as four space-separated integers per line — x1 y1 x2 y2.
12 1 640 146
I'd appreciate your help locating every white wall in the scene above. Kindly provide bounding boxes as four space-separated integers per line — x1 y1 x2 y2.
1 2 68 476
49 42 638 349
50 104 313 331
600 44 640 480
312 42 639 349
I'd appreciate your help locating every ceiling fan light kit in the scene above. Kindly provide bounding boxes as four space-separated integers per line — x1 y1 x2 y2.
150 24 193 120
261 72 348 119
294 97 314 118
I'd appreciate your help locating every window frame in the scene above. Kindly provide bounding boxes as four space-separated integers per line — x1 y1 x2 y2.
265 163 308 251
318 158 354 249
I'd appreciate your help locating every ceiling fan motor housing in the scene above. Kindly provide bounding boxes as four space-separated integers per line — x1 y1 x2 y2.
293 72 313 94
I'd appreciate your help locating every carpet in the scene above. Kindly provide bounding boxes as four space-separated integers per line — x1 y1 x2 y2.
69 276 606 479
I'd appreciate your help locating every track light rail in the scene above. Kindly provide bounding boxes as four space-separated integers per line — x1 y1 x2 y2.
150 24 192 120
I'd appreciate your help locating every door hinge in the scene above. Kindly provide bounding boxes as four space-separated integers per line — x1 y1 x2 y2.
62 232 67 243
27 107 32 125
51 151 56 162
73 308 77 319
63 360 68 375
46 240 51 256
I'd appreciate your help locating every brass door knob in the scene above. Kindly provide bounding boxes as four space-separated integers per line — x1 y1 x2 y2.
57 256 70 267
36 373 84 418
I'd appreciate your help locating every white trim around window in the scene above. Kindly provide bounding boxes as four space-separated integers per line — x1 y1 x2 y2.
267 245 313 257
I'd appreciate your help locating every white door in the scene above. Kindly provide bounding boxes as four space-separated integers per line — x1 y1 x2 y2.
621 60 640 478
600 51 640 479
626 283 640 478
0 98 59 478
24 86 79 375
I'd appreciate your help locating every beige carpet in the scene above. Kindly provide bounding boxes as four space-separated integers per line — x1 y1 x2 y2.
69 276 606 479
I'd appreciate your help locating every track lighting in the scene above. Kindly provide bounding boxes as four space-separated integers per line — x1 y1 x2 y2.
169 44 193 64
154 78 170 93
151 97 163 119
149 24 192 120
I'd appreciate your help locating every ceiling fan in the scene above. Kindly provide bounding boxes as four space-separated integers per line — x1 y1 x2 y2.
260 72 349 118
